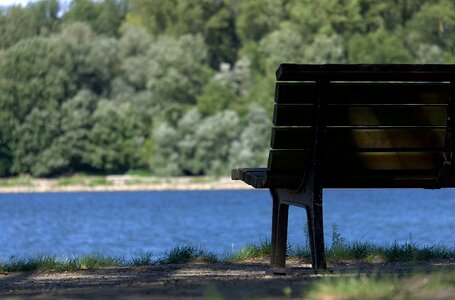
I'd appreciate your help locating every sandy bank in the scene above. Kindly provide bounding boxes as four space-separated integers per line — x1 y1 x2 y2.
0 176 252 193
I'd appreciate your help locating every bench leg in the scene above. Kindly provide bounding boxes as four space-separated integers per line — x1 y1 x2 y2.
270 192 278 266
270 189 289 268
305 192 327 270
270 188 326 270
275 202 289 268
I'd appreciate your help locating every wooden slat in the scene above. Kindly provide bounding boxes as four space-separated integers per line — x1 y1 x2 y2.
275 83 316 104
271 128 446 150
322 173 444 188
268 150 308 173
276 64 455 81
273 105 314 126
264 171 442 189
275 83 449 104
273 105 447 127
267 150 443 173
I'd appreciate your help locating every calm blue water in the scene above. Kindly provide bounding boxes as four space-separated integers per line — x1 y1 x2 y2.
0 189 454 259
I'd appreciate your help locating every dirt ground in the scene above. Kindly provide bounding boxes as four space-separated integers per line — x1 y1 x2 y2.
1 258 454 299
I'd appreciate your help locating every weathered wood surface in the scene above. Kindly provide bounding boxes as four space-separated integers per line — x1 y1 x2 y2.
276 64 455 81
271 128 446 150
275 82 450 104
268 150 443 173
273 105 448 127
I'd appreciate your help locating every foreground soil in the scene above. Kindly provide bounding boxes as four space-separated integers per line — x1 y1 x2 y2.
1 258 454 299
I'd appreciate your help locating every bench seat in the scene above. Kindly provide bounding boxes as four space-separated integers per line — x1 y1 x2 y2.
232 167 455 189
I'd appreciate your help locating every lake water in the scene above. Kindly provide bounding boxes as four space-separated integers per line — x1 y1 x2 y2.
0 189 454 259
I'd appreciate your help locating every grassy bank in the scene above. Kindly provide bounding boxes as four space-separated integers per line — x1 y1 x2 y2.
2 241 454 273
0 247 218 273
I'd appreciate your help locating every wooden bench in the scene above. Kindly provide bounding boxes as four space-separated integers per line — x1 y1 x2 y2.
231 64 455 270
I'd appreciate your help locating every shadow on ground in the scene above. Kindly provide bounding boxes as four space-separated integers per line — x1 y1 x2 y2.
1 259 454 299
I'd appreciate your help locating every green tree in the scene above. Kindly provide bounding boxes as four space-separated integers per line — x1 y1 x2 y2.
347 29 412 63
197 82 236 116
119 24 151 57
55 90 97 173
83 37 120 95
286 0 363 37
416 44 445 64
8 90 97 177
406 0 455 57
303 33 346 63
150 109 241 176
203 3 239 67
127 0 238 66
0 141 12 177
229 104 270 168
257 28 305 72
175 109 203 175
0 31 76 176
213 58 252 97
146 34 212 122
149 123 181 176
85 100 147 173
0 36 74 122
118 25 152 90
0 0 60 49
191 110 240 175
11 105 62 176
235 0 287 43
0 110 15 176
58 23 120 96
63 0 129 36
358 0 429 32
197 58 252 115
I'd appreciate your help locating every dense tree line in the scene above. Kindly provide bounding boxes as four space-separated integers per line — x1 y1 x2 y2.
0 0 454 177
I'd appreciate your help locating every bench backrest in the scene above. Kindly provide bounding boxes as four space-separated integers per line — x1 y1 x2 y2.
269 64 455 188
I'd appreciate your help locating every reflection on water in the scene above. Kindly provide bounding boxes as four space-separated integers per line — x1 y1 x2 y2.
0 189 454 259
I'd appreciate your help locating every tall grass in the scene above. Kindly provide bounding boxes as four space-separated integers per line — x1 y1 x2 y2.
158 246 219 264
324 224 455 262
0 254 124 272
2 230 454 272
130 251 154 266
0 247 220 272
228 240 271 261
289 224 455 263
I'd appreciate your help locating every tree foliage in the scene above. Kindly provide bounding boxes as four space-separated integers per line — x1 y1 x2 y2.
0 0 454 177
0 0 59 49
62 0 128 36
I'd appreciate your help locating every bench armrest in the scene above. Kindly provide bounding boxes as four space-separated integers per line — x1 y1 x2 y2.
231 168 303 189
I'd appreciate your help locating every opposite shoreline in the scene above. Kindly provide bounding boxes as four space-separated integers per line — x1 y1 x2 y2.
0 175 252 193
